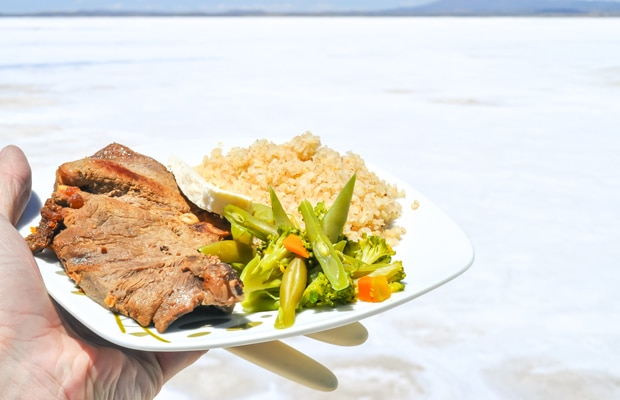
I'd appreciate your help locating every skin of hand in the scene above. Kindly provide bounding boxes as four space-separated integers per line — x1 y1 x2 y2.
0 145 206 400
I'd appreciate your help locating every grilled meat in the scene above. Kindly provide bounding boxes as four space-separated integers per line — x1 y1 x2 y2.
26 143 244 333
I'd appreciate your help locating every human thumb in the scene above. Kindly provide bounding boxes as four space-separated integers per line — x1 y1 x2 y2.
0 145 32 225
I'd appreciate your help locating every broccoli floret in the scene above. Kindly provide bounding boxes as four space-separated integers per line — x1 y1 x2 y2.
367 260 406 293
300 270 356 308
313 201 329 221
239 225 308 311
343 234 399 280
344 234 395 266
239 234 291 311
342 235 406 294
241 288 280 313
239 252 285 293
367 260 406 282
388 282 406 293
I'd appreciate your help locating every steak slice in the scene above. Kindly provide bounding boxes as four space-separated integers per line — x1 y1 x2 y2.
26 143 244 333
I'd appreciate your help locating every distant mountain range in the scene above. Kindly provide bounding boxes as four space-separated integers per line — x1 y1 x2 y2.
388 0 620 16
2 0 620 17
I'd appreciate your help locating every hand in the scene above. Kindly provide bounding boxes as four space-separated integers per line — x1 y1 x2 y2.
0 145 205 400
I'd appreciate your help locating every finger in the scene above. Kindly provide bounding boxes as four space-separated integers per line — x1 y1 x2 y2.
0 145 32 225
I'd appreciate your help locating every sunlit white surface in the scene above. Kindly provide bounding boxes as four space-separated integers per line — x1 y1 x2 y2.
2 16 619 399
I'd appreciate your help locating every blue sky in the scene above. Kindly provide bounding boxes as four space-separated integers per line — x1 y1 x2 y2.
0 1 435 13
1 0 620 13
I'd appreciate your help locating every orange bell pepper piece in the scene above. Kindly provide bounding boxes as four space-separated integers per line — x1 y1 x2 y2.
357 275 391 302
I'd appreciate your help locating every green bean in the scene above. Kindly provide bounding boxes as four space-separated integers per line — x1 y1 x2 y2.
322 174 356 243
198 240 254 264
269 187 294 228
299 199 349 291
275 257 308 329
223 204 278 241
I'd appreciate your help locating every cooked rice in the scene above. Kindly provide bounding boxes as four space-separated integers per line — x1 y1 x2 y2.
195 132 405 244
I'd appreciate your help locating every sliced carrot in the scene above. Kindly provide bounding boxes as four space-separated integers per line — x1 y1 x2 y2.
357 275 391 302
282 234 310 258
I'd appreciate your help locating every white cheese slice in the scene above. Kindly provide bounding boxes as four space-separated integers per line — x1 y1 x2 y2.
168 154 253 215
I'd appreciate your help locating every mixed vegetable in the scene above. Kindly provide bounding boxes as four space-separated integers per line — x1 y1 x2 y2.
198 174 406 329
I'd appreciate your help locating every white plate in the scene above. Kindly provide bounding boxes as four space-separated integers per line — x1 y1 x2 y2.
20 138 474 352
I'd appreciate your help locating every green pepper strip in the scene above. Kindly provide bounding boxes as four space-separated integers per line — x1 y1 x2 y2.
299 199 350 291
223 204 278 242
275 257 308 329
322 174 356 243
198 240 254 264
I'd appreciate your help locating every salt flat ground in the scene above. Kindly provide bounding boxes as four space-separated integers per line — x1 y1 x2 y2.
1 16 619 399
